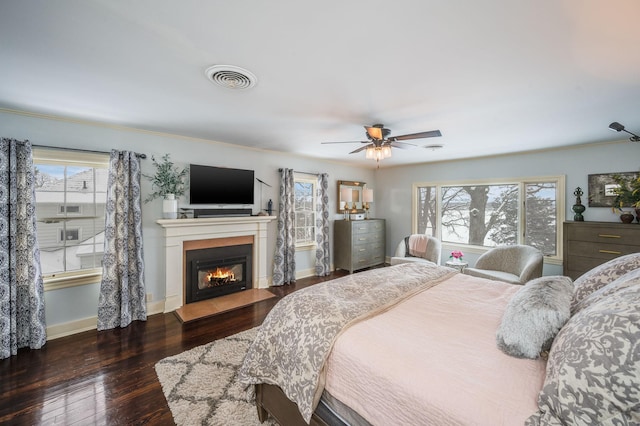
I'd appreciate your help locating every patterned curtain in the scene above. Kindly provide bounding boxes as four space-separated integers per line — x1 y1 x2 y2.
315 173 330 276
97 150 146 331
272 168 296 286
0 138 46 359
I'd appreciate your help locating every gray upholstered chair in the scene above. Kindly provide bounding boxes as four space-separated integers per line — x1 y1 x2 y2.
463 245 543 285
390 235 442 266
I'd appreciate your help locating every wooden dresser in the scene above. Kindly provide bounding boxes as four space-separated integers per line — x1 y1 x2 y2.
334 219 385 273
563 221 640 280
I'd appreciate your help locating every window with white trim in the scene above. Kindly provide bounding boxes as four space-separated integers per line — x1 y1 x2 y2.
414 176 564 259
58 227 80 242
59 205 81 214
33 148 110 288
294 175 317 247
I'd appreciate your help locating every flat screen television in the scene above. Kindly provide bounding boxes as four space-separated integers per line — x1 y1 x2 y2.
189 164 254 205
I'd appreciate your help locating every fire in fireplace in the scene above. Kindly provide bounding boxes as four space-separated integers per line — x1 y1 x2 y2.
185 244 253 304
204 266 238 286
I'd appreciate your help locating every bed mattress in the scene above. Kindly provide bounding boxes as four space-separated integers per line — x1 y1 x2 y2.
324 273 547 425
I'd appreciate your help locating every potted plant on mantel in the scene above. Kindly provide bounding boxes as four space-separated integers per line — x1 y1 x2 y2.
611 173 640 223
143 154 188 219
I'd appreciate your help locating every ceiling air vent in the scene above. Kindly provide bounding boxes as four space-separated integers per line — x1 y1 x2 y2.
205 65 257 90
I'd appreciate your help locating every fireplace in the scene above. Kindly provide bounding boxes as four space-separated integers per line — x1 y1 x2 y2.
185 244 253 304
158 216 274 313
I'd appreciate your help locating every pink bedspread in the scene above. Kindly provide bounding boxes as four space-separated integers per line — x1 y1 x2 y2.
324 273 546 425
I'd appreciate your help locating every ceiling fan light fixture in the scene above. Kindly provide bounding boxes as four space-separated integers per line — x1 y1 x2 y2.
365 145 392 163
365 146 375 159
322 123 443 161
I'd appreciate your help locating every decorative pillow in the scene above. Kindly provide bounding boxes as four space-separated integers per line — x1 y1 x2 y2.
572 268 640 315
571 252 640 313
496 276 573 359
526 283 640 426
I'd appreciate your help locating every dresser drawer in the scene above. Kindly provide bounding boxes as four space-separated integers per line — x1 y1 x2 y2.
353 233 375 244
567 225 640 247
351 221 383 234
353 246 385 267
353 249 374 266
563 221 640 280
352 243 370 258
567 240 639 260
352 231 383 245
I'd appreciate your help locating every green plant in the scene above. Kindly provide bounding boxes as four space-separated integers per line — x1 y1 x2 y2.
143 154 188 203
610 173 640 212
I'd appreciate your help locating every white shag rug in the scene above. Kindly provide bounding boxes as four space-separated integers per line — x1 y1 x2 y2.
154 327 277 426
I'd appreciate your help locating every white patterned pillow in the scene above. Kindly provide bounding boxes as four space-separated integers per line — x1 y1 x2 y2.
570 253 640 313
527 283 640 425
573 268 640 315
496 276 573 359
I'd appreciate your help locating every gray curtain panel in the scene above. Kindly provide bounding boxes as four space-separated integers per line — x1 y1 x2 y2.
97 150 146 331
315 173 330 276
0 138 46 359
272 168 296 286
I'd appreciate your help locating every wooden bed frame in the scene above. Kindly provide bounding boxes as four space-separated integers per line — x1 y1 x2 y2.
255 384 333 426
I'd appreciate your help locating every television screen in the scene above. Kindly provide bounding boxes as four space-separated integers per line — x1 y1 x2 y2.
189 164 254 205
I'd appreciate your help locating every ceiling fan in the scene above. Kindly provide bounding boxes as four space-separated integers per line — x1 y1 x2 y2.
322 124 442 162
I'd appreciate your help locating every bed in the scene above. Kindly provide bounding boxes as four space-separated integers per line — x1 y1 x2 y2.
237 254 640 425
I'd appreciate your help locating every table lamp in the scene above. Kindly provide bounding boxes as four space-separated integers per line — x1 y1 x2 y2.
363 188 373 219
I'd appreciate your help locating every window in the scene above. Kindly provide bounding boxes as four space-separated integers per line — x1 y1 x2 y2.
59 228 80 242
413 176 564 260
33 148 110 289
294 175 317 247
59 205 81 214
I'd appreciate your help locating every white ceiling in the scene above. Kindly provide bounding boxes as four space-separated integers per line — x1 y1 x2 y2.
1 0 640 168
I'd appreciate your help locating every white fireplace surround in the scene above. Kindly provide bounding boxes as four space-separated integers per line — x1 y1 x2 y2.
157 216 275 312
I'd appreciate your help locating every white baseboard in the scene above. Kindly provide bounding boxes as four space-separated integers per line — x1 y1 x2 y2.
47 316 97 340
45 266 339 340
46 300 167 340
295 267 316 280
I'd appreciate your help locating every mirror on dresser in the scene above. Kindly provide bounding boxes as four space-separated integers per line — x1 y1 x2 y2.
337 180 365 213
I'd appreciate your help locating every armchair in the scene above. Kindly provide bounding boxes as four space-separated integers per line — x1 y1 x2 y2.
390 235 442 266
463 245 543 285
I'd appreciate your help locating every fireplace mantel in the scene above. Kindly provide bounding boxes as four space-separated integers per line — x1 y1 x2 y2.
157 216 276 312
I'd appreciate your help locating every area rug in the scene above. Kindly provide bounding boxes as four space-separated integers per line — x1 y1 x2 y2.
154 327 277 426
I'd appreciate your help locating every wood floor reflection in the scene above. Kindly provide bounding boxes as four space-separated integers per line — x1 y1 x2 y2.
0 271 347 425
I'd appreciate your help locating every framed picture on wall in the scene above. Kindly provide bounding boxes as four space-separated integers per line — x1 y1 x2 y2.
588 172 639 207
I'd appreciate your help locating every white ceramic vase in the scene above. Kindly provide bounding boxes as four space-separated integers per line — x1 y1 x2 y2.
162 194 178 219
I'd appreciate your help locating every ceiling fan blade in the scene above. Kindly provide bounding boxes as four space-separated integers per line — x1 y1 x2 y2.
350 144 372 154
389 141 417 149
364 126 384 140
321 140 369 144
391 130 442 141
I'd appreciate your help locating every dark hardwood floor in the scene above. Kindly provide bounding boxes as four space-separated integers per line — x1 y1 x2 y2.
0 271 347 425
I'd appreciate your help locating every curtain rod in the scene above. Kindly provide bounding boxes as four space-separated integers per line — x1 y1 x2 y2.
33 144 147 159
278 168 320 176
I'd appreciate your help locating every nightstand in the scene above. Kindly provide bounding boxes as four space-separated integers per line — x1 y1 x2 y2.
445 260 468 272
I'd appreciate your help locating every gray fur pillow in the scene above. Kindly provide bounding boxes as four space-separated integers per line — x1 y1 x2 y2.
496 276 573 359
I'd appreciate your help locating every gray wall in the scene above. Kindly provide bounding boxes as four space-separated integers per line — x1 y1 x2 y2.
0 110 375 329
3 108 639 332
373 141 640 274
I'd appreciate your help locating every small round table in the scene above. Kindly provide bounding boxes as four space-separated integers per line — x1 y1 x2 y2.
445 260 468 272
